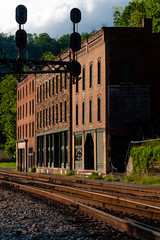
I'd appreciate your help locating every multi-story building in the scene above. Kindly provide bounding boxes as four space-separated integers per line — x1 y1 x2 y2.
72 19 160 173
16 19 160 174
35 51 71 174
16 74 36 171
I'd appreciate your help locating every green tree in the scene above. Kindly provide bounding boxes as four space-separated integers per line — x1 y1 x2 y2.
0 74 17 157
113 0 160 33
41 51 56 60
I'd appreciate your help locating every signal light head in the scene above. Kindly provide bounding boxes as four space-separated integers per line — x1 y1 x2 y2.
15 29 27 49
16 5 27 24
70 8 81 23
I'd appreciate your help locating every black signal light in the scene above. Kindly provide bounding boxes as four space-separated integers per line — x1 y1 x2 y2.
15 29 27 48
16 5 27 24
70 8 81 23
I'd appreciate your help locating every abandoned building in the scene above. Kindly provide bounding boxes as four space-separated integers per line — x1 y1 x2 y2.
16 74 36 171
16 19 160 174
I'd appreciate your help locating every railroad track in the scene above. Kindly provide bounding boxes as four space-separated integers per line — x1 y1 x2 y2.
0 170 160 240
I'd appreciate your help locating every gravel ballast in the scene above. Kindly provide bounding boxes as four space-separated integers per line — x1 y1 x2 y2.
0 184 140 240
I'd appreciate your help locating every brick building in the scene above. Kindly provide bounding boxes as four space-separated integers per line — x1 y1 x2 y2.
72 19 160 173
35 51 71 174
16 19 160 174
16 74 36 171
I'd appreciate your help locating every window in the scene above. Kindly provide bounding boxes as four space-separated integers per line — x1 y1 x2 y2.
98 60 101 84
25 124 27 138
52 105 54 125
82 101 85 124
89 64 93 88
76 104 78 126
49 79 51 97
60 103 62 122
29 101 31 115
23 87 24 98
89 99 92 123
40 85 42 103
20 126 21 139
40 111 42 128
18 107 19 120
26 103 27 117
49 107 51 125
32 99 34 115
82 68 85 90
23 104 24 118
18 90 19 101
29 81 31 94
97 97 101 121
76 79 78 93
20 106 21 119
20 89 21 100
43 110 45 127
52 77 54 95
37 112 39 129
18 126 19 140
32 122 34 137
32 80 34 92
43 83 45 100
26 84 27 96
46 81 48 99
56 75 58 93
60 73 62 92
37 87 39 103
29 123 31 138
56 104 58 123
46 108 47 127
64 101 67 122
122 58 132 83
23 125 24 138
64 73 67 90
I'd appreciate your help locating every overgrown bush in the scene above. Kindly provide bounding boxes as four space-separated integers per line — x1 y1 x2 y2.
130 141 160 173
31 166 36 173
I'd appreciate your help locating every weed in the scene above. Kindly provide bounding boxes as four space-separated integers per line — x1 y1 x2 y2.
67 170 75 176
31 166 36 173
89 172 103 180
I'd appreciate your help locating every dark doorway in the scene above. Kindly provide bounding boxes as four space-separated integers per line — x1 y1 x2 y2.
111 136 130 172
54 133 62 168
18 149 24 171
84 133 94 170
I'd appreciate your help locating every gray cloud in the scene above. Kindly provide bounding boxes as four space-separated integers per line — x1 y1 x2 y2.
0 0 130 38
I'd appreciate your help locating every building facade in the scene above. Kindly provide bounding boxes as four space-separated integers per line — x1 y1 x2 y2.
35 51 71 174
72 19 160 173
16 74 36 171
16 19 160 174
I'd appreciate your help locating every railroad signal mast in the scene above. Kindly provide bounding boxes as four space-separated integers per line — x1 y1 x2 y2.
0 6 82 82
70 8 81 79
15 5 27 59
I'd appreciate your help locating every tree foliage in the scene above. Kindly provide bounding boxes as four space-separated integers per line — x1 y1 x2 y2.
113 0 160 33
0 29 95 156
0 75 17 157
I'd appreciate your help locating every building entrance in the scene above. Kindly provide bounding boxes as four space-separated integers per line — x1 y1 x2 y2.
84 133 94 170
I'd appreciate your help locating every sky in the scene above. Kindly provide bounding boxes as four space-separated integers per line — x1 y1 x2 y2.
0 0 130 38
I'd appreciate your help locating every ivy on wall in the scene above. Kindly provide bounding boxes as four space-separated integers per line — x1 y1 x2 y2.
130 141 160 173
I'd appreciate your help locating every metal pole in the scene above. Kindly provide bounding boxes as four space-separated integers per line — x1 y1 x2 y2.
17 24 21 59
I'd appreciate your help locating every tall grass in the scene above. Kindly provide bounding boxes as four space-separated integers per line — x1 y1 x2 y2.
122 174 160 186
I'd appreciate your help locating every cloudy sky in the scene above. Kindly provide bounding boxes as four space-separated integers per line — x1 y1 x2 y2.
0 0 130 38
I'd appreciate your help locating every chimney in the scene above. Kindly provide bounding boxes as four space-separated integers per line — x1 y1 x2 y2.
142 18 152 33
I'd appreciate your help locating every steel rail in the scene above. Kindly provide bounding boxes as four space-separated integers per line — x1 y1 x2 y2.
0 169 160 197
0 179 160 240
0 173 160 220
